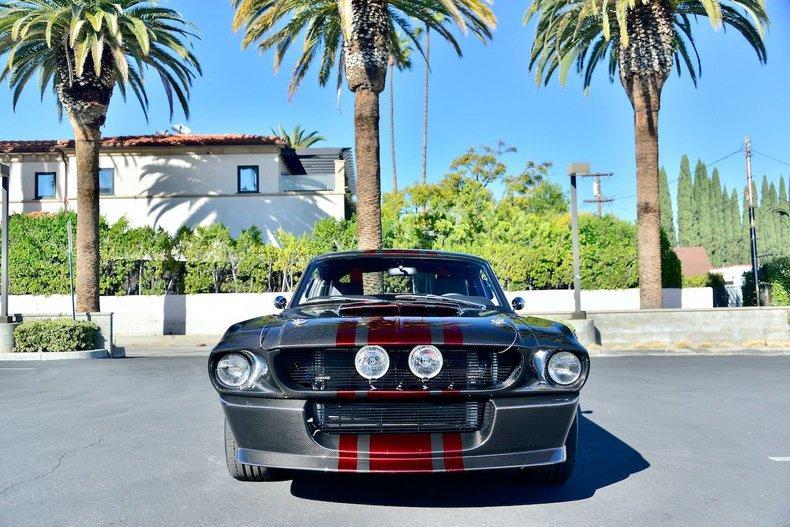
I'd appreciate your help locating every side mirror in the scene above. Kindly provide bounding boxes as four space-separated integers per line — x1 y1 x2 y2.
274 295 288 310
511 297 525 312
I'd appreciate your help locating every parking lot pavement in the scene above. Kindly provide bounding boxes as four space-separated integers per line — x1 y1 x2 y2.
0 355 788 527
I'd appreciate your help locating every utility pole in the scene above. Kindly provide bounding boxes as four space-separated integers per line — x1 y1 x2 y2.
744 137 761 307
583 172 615 217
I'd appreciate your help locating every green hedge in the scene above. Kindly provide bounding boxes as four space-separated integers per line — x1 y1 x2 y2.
3 184 684 295
14 319 99 353
742 256 790 306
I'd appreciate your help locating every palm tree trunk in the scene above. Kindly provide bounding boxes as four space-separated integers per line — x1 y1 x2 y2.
628 77 663 309
389 61 398 193
421 25 430 185
354 88 383 251
72 124 102 313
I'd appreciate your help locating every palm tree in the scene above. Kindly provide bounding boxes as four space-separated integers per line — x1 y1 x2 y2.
0 0 200 312
389 30 418 193
271 124 326 148
232 0 496 250
526 0 768 309
422 24 430 184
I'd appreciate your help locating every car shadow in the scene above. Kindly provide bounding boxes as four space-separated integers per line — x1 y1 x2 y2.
289 414 649 507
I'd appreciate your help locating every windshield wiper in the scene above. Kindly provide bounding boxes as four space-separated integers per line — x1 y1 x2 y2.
394 294 487 311
303 296 385 305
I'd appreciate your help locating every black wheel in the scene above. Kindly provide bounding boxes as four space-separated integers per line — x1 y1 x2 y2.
525 410 578 484
224 420 282 482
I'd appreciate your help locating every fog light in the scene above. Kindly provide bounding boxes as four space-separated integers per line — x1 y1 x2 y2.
216 353 252 388
355 345 390 380
409 345 443 380
547 352 582 385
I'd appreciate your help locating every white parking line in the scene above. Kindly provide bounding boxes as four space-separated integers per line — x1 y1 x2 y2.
768 457 790 462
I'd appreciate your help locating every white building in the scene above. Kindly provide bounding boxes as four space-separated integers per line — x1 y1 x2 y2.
0 134 354 244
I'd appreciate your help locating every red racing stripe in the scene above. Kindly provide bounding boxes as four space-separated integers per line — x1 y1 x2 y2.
369 434 433 472
367 319 400 346
399 322 432 345
338 435 358 472
443 324 464 346
336 321 357 347
442 432 464 472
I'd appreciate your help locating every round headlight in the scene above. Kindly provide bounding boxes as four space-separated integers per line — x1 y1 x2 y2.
216 353 252 388
547 352 582 385
355 345 390 380
409 345 443 380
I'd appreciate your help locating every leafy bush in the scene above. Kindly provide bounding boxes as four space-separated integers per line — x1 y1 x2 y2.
742 256 790 306
683 272 724 288
14 319 98 353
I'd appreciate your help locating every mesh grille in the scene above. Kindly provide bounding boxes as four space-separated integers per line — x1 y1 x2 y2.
310 400 485 433
275 348 521 391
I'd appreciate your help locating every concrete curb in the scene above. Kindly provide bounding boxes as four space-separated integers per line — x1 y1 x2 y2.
0 349 111 361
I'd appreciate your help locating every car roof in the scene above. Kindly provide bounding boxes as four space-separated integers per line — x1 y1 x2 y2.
310 249 488 264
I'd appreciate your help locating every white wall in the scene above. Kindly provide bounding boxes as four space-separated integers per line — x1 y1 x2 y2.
9 288 713 339
504 288 713 312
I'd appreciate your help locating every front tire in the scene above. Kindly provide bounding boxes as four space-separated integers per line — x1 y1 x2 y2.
224 420 281 482
525 410 578 484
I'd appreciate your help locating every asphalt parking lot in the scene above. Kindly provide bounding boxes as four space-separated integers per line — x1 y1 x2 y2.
1 354 788 527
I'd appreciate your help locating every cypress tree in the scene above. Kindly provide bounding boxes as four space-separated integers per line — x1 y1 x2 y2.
767 181 779 257
709 168 724 265
779 177 789 255
659 167 677 245
720 185 732 265
677 155 696 246
759 176 772 258
694 160 712 254
730 189 744 265
742 180 758 265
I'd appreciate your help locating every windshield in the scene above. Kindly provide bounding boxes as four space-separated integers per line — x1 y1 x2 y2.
292 255 508 310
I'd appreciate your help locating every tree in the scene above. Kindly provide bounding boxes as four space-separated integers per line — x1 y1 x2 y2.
270 125 326 148
659 167 676 246
677 155 696 246
388 30 418 193
232 0 495 252
525 0 768 308
729 188 743 265
708 168 722 264
0 0 200 312
422 24 431 184
693 161 712 255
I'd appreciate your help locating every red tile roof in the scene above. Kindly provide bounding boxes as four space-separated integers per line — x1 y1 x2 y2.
674 247 713 277
0 134 286 154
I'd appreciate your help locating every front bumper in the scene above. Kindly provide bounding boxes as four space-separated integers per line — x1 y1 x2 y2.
222 393 579 473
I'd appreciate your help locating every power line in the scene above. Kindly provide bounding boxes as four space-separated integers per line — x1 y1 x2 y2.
609 147 743 202
753 150 790 167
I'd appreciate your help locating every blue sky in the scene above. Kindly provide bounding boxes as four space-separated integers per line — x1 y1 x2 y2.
1 1 789 221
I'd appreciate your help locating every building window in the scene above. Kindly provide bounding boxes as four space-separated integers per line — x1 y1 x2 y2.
99 168 115 195
35 172 56 199
237 166 259 194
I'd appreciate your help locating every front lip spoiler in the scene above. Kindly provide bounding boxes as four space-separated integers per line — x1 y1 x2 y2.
237 445 567 473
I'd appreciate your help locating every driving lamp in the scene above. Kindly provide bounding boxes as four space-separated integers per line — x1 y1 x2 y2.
216 353 253 388
547 351 582 385
408 345 444 380
355 345 390 380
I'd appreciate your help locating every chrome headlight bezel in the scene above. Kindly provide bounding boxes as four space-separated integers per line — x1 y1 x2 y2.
214 350 269 390
546 351 583 385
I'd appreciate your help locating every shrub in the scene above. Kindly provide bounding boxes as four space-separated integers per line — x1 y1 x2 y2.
742 256 790 306
683 273 725 288
14 319 99 353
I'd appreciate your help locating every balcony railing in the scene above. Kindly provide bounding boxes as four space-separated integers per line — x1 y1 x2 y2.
280 174 336 192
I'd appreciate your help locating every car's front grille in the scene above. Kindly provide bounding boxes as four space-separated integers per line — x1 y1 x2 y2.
310 400 486 433
274 348 522 391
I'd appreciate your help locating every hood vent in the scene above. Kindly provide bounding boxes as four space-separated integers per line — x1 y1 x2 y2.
337 303 461 318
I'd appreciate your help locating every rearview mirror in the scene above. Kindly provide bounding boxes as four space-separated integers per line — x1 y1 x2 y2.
274 296 288 310
511 297 525 311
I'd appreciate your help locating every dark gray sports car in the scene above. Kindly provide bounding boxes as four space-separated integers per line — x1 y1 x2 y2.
209 250 589 481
